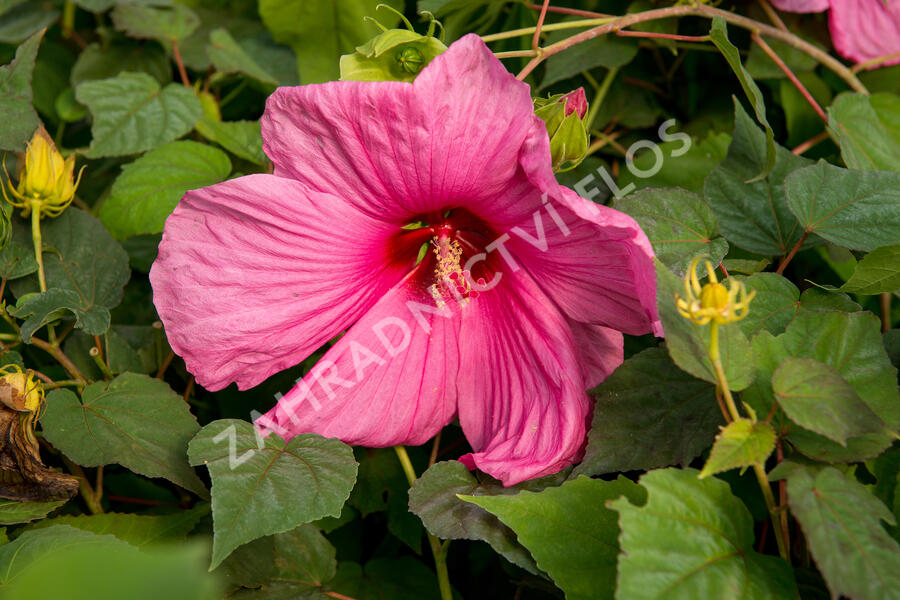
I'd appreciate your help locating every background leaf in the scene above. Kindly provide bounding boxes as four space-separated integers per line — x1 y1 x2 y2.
842 244 900 294
0 29 42 151
698 419 775 478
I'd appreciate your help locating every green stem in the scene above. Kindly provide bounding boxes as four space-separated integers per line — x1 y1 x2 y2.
90 346 114 379
62 456 103 514
709 322 789 561
394 446 453 600
585 66 618 132
30 205 57 346
61 0 75 38
481 17 617 43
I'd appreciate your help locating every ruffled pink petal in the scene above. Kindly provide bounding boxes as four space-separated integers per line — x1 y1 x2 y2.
569 320 624 390
257 274 459 446
769 0 829 12
828 0 900 67
150 174 405 391
260 34 543 224
456 270 590 486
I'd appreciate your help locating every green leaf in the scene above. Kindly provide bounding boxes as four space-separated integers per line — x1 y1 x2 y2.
655 259 756 390
207 28 278 86
408 461 540 574
0 29 42 152
610 468 797 600
0 526 221 599
618 132 730 195
0 500 65 525
258 0 402 84
574 347 722 477
110 3 200 44
10 288 111 341
231 525 337 599
40 373 205 495
614 187 727 277
704 98 814 256
778 464 900 600
746 37 817 80
461 476 645 600
842 244 900 294
27 505 208 547
329 557 443 600
736 272 800 337
70 42 172 88
187 419 357 569
195 119 267 166
709 19 775 182
99 141 231 240
76 72 202 158
744 311 900 463
772 357 891 445
541 20 637 88
698 419 776 478
785 161 900 251
828 92 900 173
0 3 56 45
9 209 130 339
0 241 37 280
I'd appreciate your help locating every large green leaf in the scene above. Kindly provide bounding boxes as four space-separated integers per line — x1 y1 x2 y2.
0 3 56 45
610 468 797 600
0 526 220 599
777 464 900 600
462 476 645 600
206 28 279 86
408 460 539 574
698 418 776 478
70 42 172 88
655 260 755 390
110 3 200 45
27 505 209 547
0 29 41 152
187 419 357 569
541 20 637 89
40 373 205 495
76 72 202 158
745 310 900 462
735 272 800 337
704 99 814 256
842 244 900 294
617 132 730 195
772 357 892 445
709 19 775 181
9 209 130 340
258 0 402 84
99 141 231 240
195 119 267 166
0 500 65 525
614 187 728 276
574 347 722 477
785 161 900 251
11 288 111 341
0 241 37 280
828 92 900 173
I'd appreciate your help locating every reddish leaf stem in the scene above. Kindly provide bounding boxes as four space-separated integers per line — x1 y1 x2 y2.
776 231 809 275
524 2 612 18
172 40 191 87
532 0 551 51
752 32 827 122
792 131 829 155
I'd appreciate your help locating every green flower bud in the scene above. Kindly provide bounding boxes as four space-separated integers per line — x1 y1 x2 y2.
533 88 590 172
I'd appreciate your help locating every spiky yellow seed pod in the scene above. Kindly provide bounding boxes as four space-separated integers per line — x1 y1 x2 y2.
676 256 755 325
2 127 83 218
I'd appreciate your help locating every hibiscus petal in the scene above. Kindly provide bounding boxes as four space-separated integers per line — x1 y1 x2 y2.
768 0 829 12
828 0 900 67
569 320 624 390
257 275 459 446
260 34 542 223
150 174 403 391
456 270 591 486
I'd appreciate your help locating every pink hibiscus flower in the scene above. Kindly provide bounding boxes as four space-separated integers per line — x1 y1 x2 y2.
150 35 659 485
771 0 900 68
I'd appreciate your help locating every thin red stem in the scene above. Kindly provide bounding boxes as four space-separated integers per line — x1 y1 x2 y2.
172 40 191 87
776 231 809 275
617 29 710 43
792 131 829 155
532 0 550 51
752 32 826 122
524 2 612 18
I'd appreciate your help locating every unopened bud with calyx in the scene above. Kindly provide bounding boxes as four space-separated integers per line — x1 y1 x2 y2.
1 126 83 218
340 5 446 83
534 88 589 172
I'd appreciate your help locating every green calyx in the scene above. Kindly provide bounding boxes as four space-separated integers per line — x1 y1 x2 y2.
533 94 589 172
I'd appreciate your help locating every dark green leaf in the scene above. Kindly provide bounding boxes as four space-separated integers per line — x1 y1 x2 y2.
737 272 800 337
462 476 644 600
40 373 205 495
99 141 231 240
329 557 443 600
187 419 357 569
785 161 900 251
614 187 727 276
704 99 814 255
10 288 111 341
617 132 730 195
76 72 202 158
195 119 267 166
0 499 65 525
111 3 200 44
610 468 797 599
778 464 900 600
207 28 278 86
70 42 172 88
0 3 56 45
408 460 540 574
574 347 722 477
541 21 637 88
0 29 42 152
709 19 775 181
842 244 900 294
0 241 38 280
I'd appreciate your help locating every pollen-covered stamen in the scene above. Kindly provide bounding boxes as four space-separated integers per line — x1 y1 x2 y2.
428 226 478 307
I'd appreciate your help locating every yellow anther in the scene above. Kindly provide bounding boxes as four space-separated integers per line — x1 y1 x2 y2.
676 256 755 325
